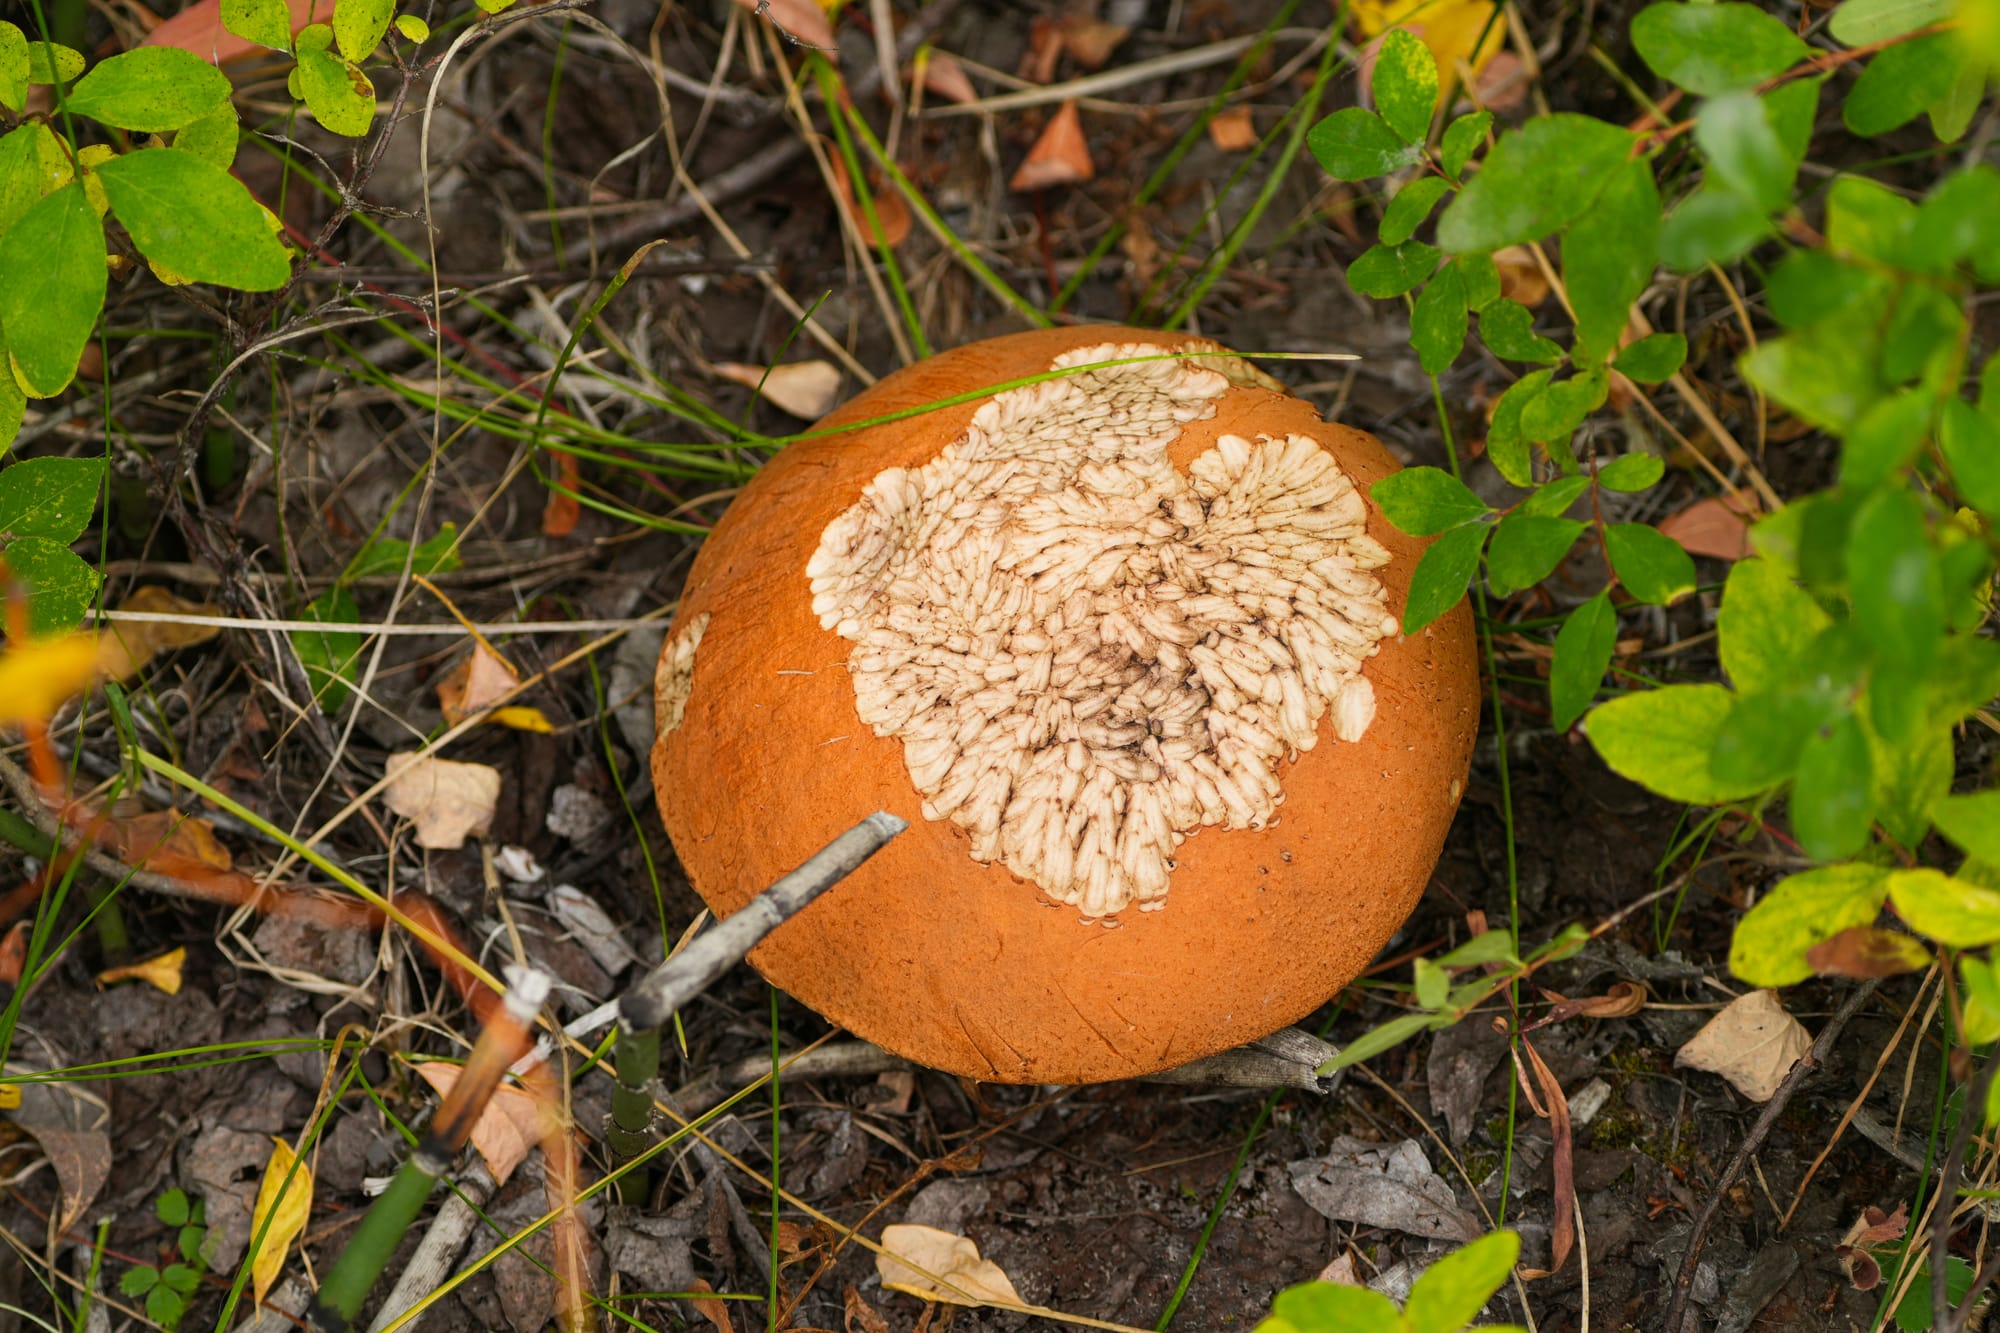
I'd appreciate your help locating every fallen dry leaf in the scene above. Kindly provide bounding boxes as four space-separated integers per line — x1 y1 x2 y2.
413 1061 543 1184
98 587 223 682
382 752 501 849
4 1059 111 1235
247 1138 313 1304
1676 989 1811 1102
1021 17 1063 82
1658 494 1761 562
542 448 582 539
1056 16 1129 69
1513 1037 1575 1276
1208 106 1258 152
829 154 912 249
1011 101 1094 192
732 0 836 50
916 50 977 104
103 810 233 873
877 1223 1025 1307
0 920 28 987
1474 49 1531 111
96 947 186 996
845 1283 892 1333
687 1278 735 1331
714 360 843 420
437 643 522 723
1288 1137 1480 1241
1836 1202 1909 1291
1492 245 1548 306
1350 0 1507 109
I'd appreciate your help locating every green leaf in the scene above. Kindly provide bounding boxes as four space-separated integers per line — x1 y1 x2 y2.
1790 715 1876 860
1614 333 1686 384
173 103 240 171
1486 513 1584 597
1605 522 1694 605
145 1284 186 1328
1738 327 1884 432
1658 187 1771 271
66 48 232 132
222 0 295 51
1308 107 1421 181
1436 114 1637 253
292 586 362 710
0 339 22 449
1934 791 2000 864
1519 370 1607 445
1322 1010 1444 1071
1372 468 1488 536
1766 77 1823 169
1630 1 1812 95
1717 557 1831 694
394 14 429 41
334 0 396 61
1765 250 1882 329
295 42 377 137
1374 29 1439 145
1597 453 1665 491
1928 47 1983 141
25 41 83 85
1478 298 1562 363
1711 676 1851 788
1436 931 1519 968
1696 91 1793 211
0 23 26 113
1401 521 1486 634
1830 0 1955 43
1519 475 1588 516
1413 956 1448 1010
1551 589 1617 730
156 1187 190 1226
1440 110 1491 179
1892 1257 1977 1325
1264 1281 1404 1333
1881 281 1963 384
1381 176 1452 246
1347 240 1440 298
1911 166 2000 270
1588 683 1767 804
1843 33 1959 135
348 524 464 580
1826 175 1916 264
120 1266 160 1297
1410 259 1469 374
1888 868 2000 947
4 536 103 633
161 1263 201 1295
0 123 72 242
178 1224 204 1263
1843 389 1933 490
1406 1231 1521 1333
95 148 291 291
1458 252 1500 311
1869 712 1951 846
1847 487 1943 674
0 456 104 542
1729 864 1890 986
1485 370 1553 487
1563 157 1660 359
0 183 106 397
1962 956 2000 1045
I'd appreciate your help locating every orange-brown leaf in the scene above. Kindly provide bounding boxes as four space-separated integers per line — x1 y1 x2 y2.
1207 106 1258 153
1807 927 1931 979
437 643 522 724
1657 495 1760 562
103 811 233 873
1011 101 1094 192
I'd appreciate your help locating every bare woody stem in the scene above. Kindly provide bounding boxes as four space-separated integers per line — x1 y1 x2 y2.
1935 1044 2000 1331
617 812 908 1036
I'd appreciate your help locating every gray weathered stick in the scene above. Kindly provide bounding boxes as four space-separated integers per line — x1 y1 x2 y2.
618 812 908 1034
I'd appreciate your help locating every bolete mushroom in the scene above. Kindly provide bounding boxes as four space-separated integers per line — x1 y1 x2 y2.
652 327 1479 1084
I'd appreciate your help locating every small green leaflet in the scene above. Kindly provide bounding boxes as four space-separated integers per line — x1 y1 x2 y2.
1911 166 2000 272
394 14 430 41
291 586 363 710
1629 1 1810 96
1478 299 1561 364
1697 91 1793 211
1371 468 1488 536
1380 177 1452 247
1550 589 1616 730
0 336 22 448
65 48 232 133
0 183 106 397
1402 1231 1521 1333
1843 33 1961 136
1485 513 1584 597
0 22 26 112
1519 475 1588 517
1605 522 1694 605
294 42 377 138
1372 29 1439 146
1842 389 1932 489
1439 111 1491 180
1825 175 1916 264
222 0 295 51
1409 259 1468 373
0 456 105 542
1830 0 1955 43
1790 715 1875 861
1346 240 1440 298
1738 325 1884 432
4 535 101 632
1261 1280 1403 1333
1586 682 1769 805
1436 114 1636 253
1933 790 2000 864
25 41 83 85
1846 487 1943 674
1658 187 1771 272
1484 370 1553 487
345 524 465 580
1868 710 1951 847
1596 453 1664 492
1519 370 1607 445
95 148 291 291
1307 107 1421 182
1564 159 1660 358
1400 521 1486 635
1729 864 1889 987
333 0 396 62
1716 557 1830 694
173 103 241 171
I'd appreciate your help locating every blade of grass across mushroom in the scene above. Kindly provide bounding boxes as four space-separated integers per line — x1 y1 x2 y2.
1047 0 1308 315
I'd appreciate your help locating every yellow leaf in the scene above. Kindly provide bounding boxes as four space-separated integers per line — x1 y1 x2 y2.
488 706 554 733
0 634 104 726
95 947 186 996
248 1138 313 1305
1351 0 1505 107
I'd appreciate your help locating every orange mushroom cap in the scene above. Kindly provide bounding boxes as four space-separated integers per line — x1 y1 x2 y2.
653 327 1479 1084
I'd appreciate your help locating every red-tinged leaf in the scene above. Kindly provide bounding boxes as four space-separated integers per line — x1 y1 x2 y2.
1512 1037 1575 1277
732 0 835 51
1657 494 1759 562
1806 926 1931 978
1011 101 1094 191
542 449 581 538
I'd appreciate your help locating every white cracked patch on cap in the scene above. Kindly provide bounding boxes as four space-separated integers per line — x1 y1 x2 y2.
805 344 1398 920
655 612 711 739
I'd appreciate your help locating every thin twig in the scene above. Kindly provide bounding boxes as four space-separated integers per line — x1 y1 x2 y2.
1665 980 1879 1333
1936 1048 2000 1331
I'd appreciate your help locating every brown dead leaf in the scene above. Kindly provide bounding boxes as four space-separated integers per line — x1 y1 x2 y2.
103 811 233 873
1531 981 1647 1029
1057 16 1129 69
732 0 836 50
1492 246 1549 307
687 1278 735 1331
96 947 186 996
1836 1202 1909 1290
878 1224 1024 1307
4 1060 111 1236
413 1062 544 1185
916 50 977 104
382 753 502 849
437 643 522 724
1658 494 1760 562
1473 50 1530 111
0 921 27 985
845 1284 892 1333
829 154 912 249
542 448 582 539
1807 927 1931 979
1021 18 1063 83
1676 989 1811 1102
1011 101 1094 192
714 360 844 420
1208 106 1258 153
1511 1038 1574 1276
98 587 223 682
